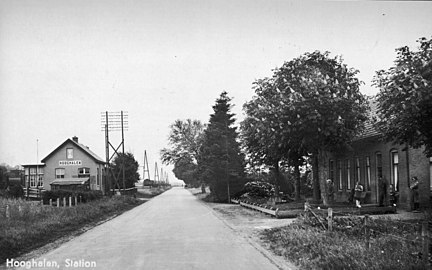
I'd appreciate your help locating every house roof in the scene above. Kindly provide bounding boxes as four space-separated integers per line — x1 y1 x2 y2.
50 177 89 185
353 99 382 141
41 138 105 164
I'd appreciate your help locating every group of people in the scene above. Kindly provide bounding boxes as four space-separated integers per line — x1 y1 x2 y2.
325 176 421 210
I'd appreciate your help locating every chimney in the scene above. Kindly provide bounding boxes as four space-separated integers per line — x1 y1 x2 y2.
72 136 78 143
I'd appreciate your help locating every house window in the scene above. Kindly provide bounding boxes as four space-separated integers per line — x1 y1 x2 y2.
55 168 65 179
97 167 100 186
66 148 74 159
337 160 343 190
78 167 90 178
29 168 36 187
346 159 351 190
391 150 399 191
376 152 383 179
37 167 44 187
430 157 432 191
365 156 371 191
355 157 361 183
329 159 335 182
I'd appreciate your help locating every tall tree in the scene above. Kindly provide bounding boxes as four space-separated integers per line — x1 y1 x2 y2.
172 156 199 186
373 37 432 157
111 152 140 188
160 119 205 187
197 92 245 202
273 51 368 201
241 77 306 199
161 119 205 164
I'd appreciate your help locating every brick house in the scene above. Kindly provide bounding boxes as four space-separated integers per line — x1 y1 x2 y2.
39 136 106 192
318 102 432 209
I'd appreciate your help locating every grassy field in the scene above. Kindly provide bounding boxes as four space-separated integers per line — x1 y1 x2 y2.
0 189 166 262
260 212 430 270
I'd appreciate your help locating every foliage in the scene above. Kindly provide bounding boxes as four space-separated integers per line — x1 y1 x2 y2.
172 155 199 186
160 119 205 164
261 215 427 270
0 165 9 190
42 190 103 203
243 181 275 197
111 152 140 188
6 184 24 198
0 196 143 261
197 91 246 202
373 37 432 157
160 119 205 185
242 51 368 201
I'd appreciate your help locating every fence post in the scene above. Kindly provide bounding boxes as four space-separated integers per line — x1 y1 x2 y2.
49 199 52 206
422 221 430 267
6 204 10 219
328 208 333 231
57 198 60 208
63 197 66 207
69 196 72 207
364 215 370 249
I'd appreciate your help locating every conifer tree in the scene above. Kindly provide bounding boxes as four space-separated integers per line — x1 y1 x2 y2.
197 92 245 202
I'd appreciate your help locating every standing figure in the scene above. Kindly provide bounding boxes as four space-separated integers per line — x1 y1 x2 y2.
409 176 420 212
354 181 364 208
388 184 399 206
327 179 334 205
378 177 388 206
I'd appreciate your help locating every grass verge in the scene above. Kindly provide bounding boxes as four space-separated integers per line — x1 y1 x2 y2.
0 195 148 262
260 212 430 270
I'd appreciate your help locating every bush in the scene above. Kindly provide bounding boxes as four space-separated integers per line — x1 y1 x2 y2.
6 184 24 198
42 190 103 204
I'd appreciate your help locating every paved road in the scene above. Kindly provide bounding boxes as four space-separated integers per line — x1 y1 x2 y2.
15 187 283 270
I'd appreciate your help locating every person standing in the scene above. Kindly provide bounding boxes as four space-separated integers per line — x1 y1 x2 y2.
354 181 364 208
327 179 334 205
378 177 388 206
409 176 420 212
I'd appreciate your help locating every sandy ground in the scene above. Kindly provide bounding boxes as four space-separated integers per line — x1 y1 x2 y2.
191 189 298 270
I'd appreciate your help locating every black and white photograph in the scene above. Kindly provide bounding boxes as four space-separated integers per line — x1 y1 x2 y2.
1 0 432 269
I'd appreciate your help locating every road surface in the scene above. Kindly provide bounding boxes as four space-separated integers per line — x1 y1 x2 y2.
13 187 285 270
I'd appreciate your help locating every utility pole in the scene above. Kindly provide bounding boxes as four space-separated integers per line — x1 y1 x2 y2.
154 162 159 183
101 111 128 195
142 150 151 183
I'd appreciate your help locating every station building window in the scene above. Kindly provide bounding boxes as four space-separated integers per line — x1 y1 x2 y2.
365 156 371 191
78 167 90 178
55 168 65 179
390 150 399 191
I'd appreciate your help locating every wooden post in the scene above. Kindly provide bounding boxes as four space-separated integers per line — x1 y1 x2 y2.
74 196 77 206
422 221 430 267
49 199 52 206
364 215 370 249
6 204 10 219
328 208 333 231
63 197 66 207
57 198 60 207
69 196 72 207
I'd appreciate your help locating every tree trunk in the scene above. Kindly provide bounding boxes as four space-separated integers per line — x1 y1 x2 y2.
274 161 280 196
312 153 321 202
294 163 301 201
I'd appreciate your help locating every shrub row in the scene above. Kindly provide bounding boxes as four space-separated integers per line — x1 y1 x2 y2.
42 190 103 204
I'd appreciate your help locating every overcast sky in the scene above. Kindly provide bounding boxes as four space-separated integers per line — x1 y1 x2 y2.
1 0 431 183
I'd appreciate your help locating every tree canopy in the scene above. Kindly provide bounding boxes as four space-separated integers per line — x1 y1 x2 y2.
111 152 140 188
241 51 369 201
160 119 205 164
160 119 204 186
373 37 432 157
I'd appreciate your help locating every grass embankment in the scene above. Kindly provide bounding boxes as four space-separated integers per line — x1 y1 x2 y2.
0 192 158 262
260 212 430 270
